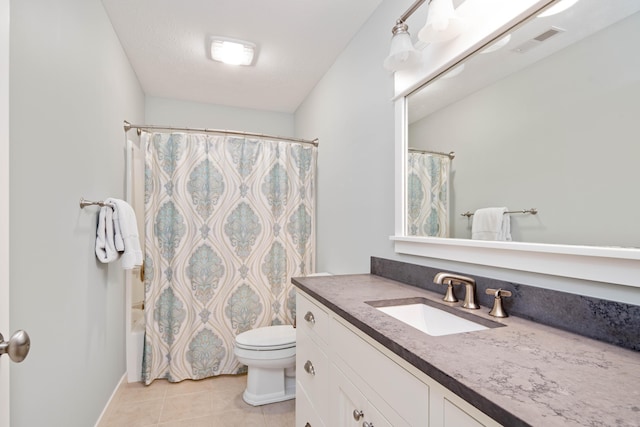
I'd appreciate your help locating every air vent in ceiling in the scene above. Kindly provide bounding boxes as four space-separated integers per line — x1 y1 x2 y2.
512 26 566 53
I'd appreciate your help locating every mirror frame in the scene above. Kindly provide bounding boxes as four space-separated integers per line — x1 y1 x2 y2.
391 0 640 287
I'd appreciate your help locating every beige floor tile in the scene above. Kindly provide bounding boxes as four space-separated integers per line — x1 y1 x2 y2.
158 415 215 427
159 391 213 424
115 380 168 404
211 386 256 414
262 399 295 427
212 409 266 427
164 378 216 396
99 373 295 427
99 398 163 427
210 374 247 395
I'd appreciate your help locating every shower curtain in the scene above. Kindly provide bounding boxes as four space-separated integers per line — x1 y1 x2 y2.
142 132 316 384
407 151 451 237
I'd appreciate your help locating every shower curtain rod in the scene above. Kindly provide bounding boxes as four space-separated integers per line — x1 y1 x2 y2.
123 121 319 147
408 148 455 159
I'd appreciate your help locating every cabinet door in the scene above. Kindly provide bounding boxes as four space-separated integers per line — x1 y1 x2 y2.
443 399 486 427
296 381 326 427
331 364 392 427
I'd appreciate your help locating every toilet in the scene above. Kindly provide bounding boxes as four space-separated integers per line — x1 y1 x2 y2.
234 324 297 406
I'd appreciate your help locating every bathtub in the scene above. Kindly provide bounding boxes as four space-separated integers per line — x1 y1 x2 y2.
127 307 145 382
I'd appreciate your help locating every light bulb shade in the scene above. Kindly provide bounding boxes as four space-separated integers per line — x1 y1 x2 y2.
538 0 580 17
384 30 421 72
209 36 257 66
418 0 464 44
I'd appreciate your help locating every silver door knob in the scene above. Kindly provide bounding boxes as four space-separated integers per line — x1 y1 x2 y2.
0 330 31 363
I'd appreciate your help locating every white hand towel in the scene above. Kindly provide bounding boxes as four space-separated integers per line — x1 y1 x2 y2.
471 207 512 241
106 198 143 270
95 206 119 263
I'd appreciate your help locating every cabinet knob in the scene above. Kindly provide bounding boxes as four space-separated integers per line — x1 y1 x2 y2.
305 423 311 427
353 409 364 420
304 360 316 376
304 311 316 324
363 422 374 427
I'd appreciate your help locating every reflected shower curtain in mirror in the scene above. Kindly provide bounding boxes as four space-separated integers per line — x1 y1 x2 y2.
142 132 316 384
407 151 451 237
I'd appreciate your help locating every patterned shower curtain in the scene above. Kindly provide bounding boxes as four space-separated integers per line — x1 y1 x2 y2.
142 132 316 384
407 151 451 237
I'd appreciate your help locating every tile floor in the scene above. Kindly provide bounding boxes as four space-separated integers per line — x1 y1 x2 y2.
98 374 295 427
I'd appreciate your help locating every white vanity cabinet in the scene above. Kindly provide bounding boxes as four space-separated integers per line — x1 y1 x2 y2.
332 363 392 427
296 290 502 427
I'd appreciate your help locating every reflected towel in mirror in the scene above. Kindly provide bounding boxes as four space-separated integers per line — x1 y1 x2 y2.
472 207 512 241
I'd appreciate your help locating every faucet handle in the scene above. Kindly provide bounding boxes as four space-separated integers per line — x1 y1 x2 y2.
486 288 512 318
441 278 458 303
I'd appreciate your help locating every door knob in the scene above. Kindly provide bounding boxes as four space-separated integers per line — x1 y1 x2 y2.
0 330 31 363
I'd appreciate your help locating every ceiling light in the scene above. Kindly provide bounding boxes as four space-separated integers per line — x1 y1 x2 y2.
538 0 580 17
209 36 257 66
384 21 422 72
480 34 512 54
418 0 464 44
441 63 465 79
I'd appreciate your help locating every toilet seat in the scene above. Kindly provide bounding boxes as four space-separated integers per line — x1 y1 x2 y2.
235 325 296 351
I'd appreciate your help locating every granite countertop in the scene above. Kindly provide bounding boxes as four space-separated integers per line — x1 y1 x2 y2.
292 274 640 427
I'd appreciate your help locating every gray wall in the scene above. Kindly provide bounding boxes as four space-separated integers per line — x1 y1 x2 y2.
409 12 640 247
146 96 295 136
9 0 144 425
294 0 640 305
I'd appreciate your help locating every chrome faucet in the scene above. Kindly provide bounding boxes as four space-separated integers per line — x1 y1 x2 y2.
433 272 480 309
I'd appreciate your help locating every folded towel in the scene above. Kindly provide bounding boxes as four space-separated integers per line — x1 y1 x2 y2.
472 207 512 241
95 206 119 263
106 198 143 270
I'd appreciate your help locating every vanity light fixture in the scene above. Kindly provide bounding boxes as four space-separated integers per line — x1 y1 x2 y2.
383 0 466 72
384 21 422 72
418 0 464 44
538 0 580 17
383 0 428 72
209 36 257 66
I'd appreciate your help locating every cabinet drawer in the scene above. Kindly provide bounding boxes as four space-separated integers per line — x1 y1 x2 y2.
296 328 330 416
296 380 326 427
331 319 429 426
297 292 329 344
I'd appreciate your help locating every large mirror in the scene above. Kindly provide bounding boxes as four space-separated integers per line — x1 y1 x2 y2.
406 0 640 249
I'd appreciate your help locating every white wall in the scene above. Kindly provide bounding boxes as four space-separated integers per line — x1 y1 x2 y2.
9 0 144 425
146 96 295 137
295 0 400 274
409 13 640 247
295 0 640 305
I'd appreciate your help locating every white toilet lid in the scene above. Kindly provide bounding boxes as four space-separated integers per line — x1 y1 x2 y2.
236 325 296 350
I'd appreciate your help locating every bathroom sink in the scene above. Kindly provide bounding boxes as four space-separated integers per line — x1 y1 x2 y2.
367 298 503 337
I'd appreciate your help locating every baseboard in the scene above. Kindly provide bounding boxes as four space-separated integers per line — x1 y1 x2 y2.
94 373 126 427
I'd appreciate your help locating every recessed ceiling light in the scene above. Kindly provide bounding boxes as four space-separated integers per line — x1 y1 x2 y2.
209 36 257 66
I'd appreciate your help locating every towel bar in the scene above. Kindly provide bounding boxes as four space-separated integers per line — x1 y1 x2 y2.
461 208 538 218
79 197 114 209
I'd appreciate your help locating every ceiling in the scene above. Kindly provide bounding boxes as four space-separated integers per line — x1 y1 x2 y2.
101 0 383 114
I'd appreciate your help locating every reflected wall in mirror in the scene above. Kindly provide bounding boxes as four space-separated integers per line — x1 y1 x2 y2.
406 0 640 248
